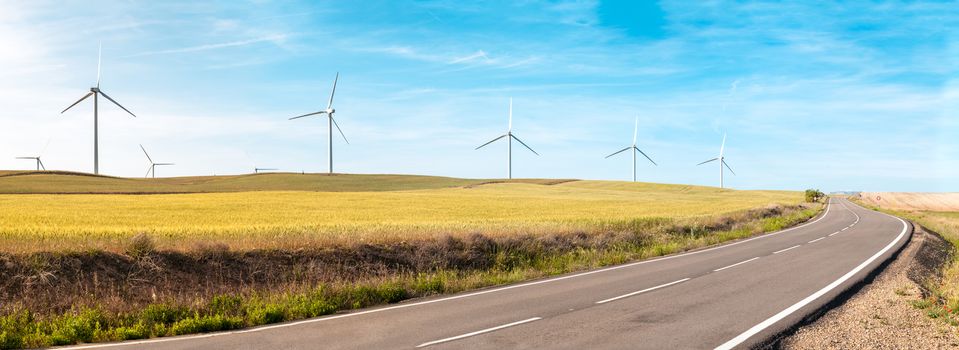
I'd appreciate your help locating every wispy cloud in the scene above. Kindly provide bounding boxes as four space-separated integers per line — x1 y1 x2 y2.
124 34 289 58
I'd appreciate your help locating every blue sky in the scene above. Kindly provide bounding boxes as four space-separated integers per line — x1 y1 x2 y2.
0 1 956 192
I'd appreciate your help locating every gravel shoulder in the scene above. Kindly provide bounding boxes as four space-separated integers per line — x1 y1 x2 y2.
781 225 959 349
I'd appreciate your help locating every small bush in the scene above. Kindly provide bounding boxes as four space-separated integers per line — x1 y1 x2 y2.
140 304 189 325
169 315 243 336
126 233 156 259
805 189 825 203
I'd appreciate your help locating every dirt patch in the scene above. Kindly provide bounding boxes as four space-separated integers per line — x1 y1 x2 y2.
860 192 959 212
780 225 959 349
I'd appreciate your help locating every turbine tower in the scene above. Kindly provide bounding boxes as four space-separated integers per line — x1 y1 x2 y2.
475 98 539 179
61 43 138 175
16 139 51 171
697 133 736 188
139 144 174 178
289 72 348 174
605 117 656 182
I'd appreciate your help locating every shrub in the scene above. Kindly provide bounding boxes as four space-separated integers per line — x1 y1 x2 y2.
804 189 825 203
126 233 156 259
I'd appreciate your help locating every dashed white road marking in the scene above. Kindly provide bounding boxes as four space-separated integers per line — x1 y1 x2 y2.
772 245 801 254
715 200 910 350
595 278 692 304
416 317 542 348
713 257 760 272
808 237 826 244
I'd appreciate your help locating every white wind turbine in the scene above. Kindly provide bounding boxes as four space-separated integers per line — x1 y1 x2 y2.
60 43 138 175
475 98 539 179
16 139 52 171
289 72 348 174
139 144 174 178
605 117 656 182
697 133 736 188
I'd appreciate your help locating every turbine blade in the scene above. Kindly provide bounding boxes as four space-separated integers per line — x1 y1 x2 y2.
720 133 727 157
15 157 33 159
61 92 93 113
327 72 338 110
604 147 631 159
38 159 46 171
723 159 736 176
508 97 513 131
289 111 326 120
330 115 349 144
697 158 719 166
98 90 137 117
97 41 102 88
475 134 507 150
39 138 51 157
511 134 539 156
139 144 153 163
145 166 153 178
633 117 638 145
635 147 657 166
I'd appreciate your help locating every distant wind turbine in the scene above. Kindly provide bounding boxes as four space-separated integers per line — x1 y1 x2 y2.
605 117 656 182
289 72 348 174
697 133 736 188
475 98 539 179
139 144 174 178
60 42 138 175
16 139 51 171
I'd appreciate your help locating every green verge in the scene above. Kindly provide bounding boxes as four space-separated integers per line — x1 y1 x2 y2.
0 205 821 349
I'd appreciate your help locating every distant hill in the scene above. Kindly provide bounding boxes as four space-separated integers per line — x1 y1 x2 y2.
0 171 573 194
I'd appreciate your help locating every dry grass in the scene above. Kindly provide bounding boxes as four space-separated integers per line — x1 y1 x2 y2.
0 180 801 252
860 192 959 211
853 194 959 327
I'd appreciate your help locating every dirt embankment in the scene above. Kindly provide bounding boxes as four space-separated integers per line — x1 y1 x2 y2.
781 224 958 349
859 192 959 212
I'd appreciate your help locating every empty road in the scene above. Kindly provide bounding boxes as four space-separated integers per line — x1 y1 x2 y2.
66 198 910 350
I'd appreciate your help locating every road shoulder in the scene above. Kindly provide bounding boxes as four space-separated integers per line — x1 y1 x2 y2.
781 224 959 349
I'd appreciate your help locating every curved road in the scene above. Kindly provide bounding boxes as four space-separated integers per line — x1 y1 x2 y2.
66 198 910 350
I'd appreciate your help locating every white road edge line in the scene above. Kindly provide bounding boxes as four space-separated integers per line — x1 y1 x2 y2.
713 257 760 272
61 202 836 349
807 237 826 244
772 245 801 254
714 200 909 350
829 231 840 236
595 278 691 304
415 317 542 348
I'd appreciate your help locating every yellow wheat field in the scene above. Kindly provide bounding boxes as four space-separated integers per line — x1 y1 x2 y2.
0 180 802 252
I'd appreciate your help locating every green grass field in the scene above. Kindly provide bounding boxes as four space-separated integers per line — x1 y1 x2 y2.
0 172 802 252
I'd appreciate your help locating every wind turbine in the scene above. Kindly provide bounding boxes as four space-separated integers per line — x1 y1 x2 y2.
16 139 51 171
60 43 138 175
139 144 174 178
697 133 736 188
475 98 539 179
605 117 656 182
289 72 348 174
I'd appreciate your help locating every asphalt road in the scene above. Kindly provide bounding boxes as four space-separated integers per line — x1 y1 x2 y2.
66 198 910 350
